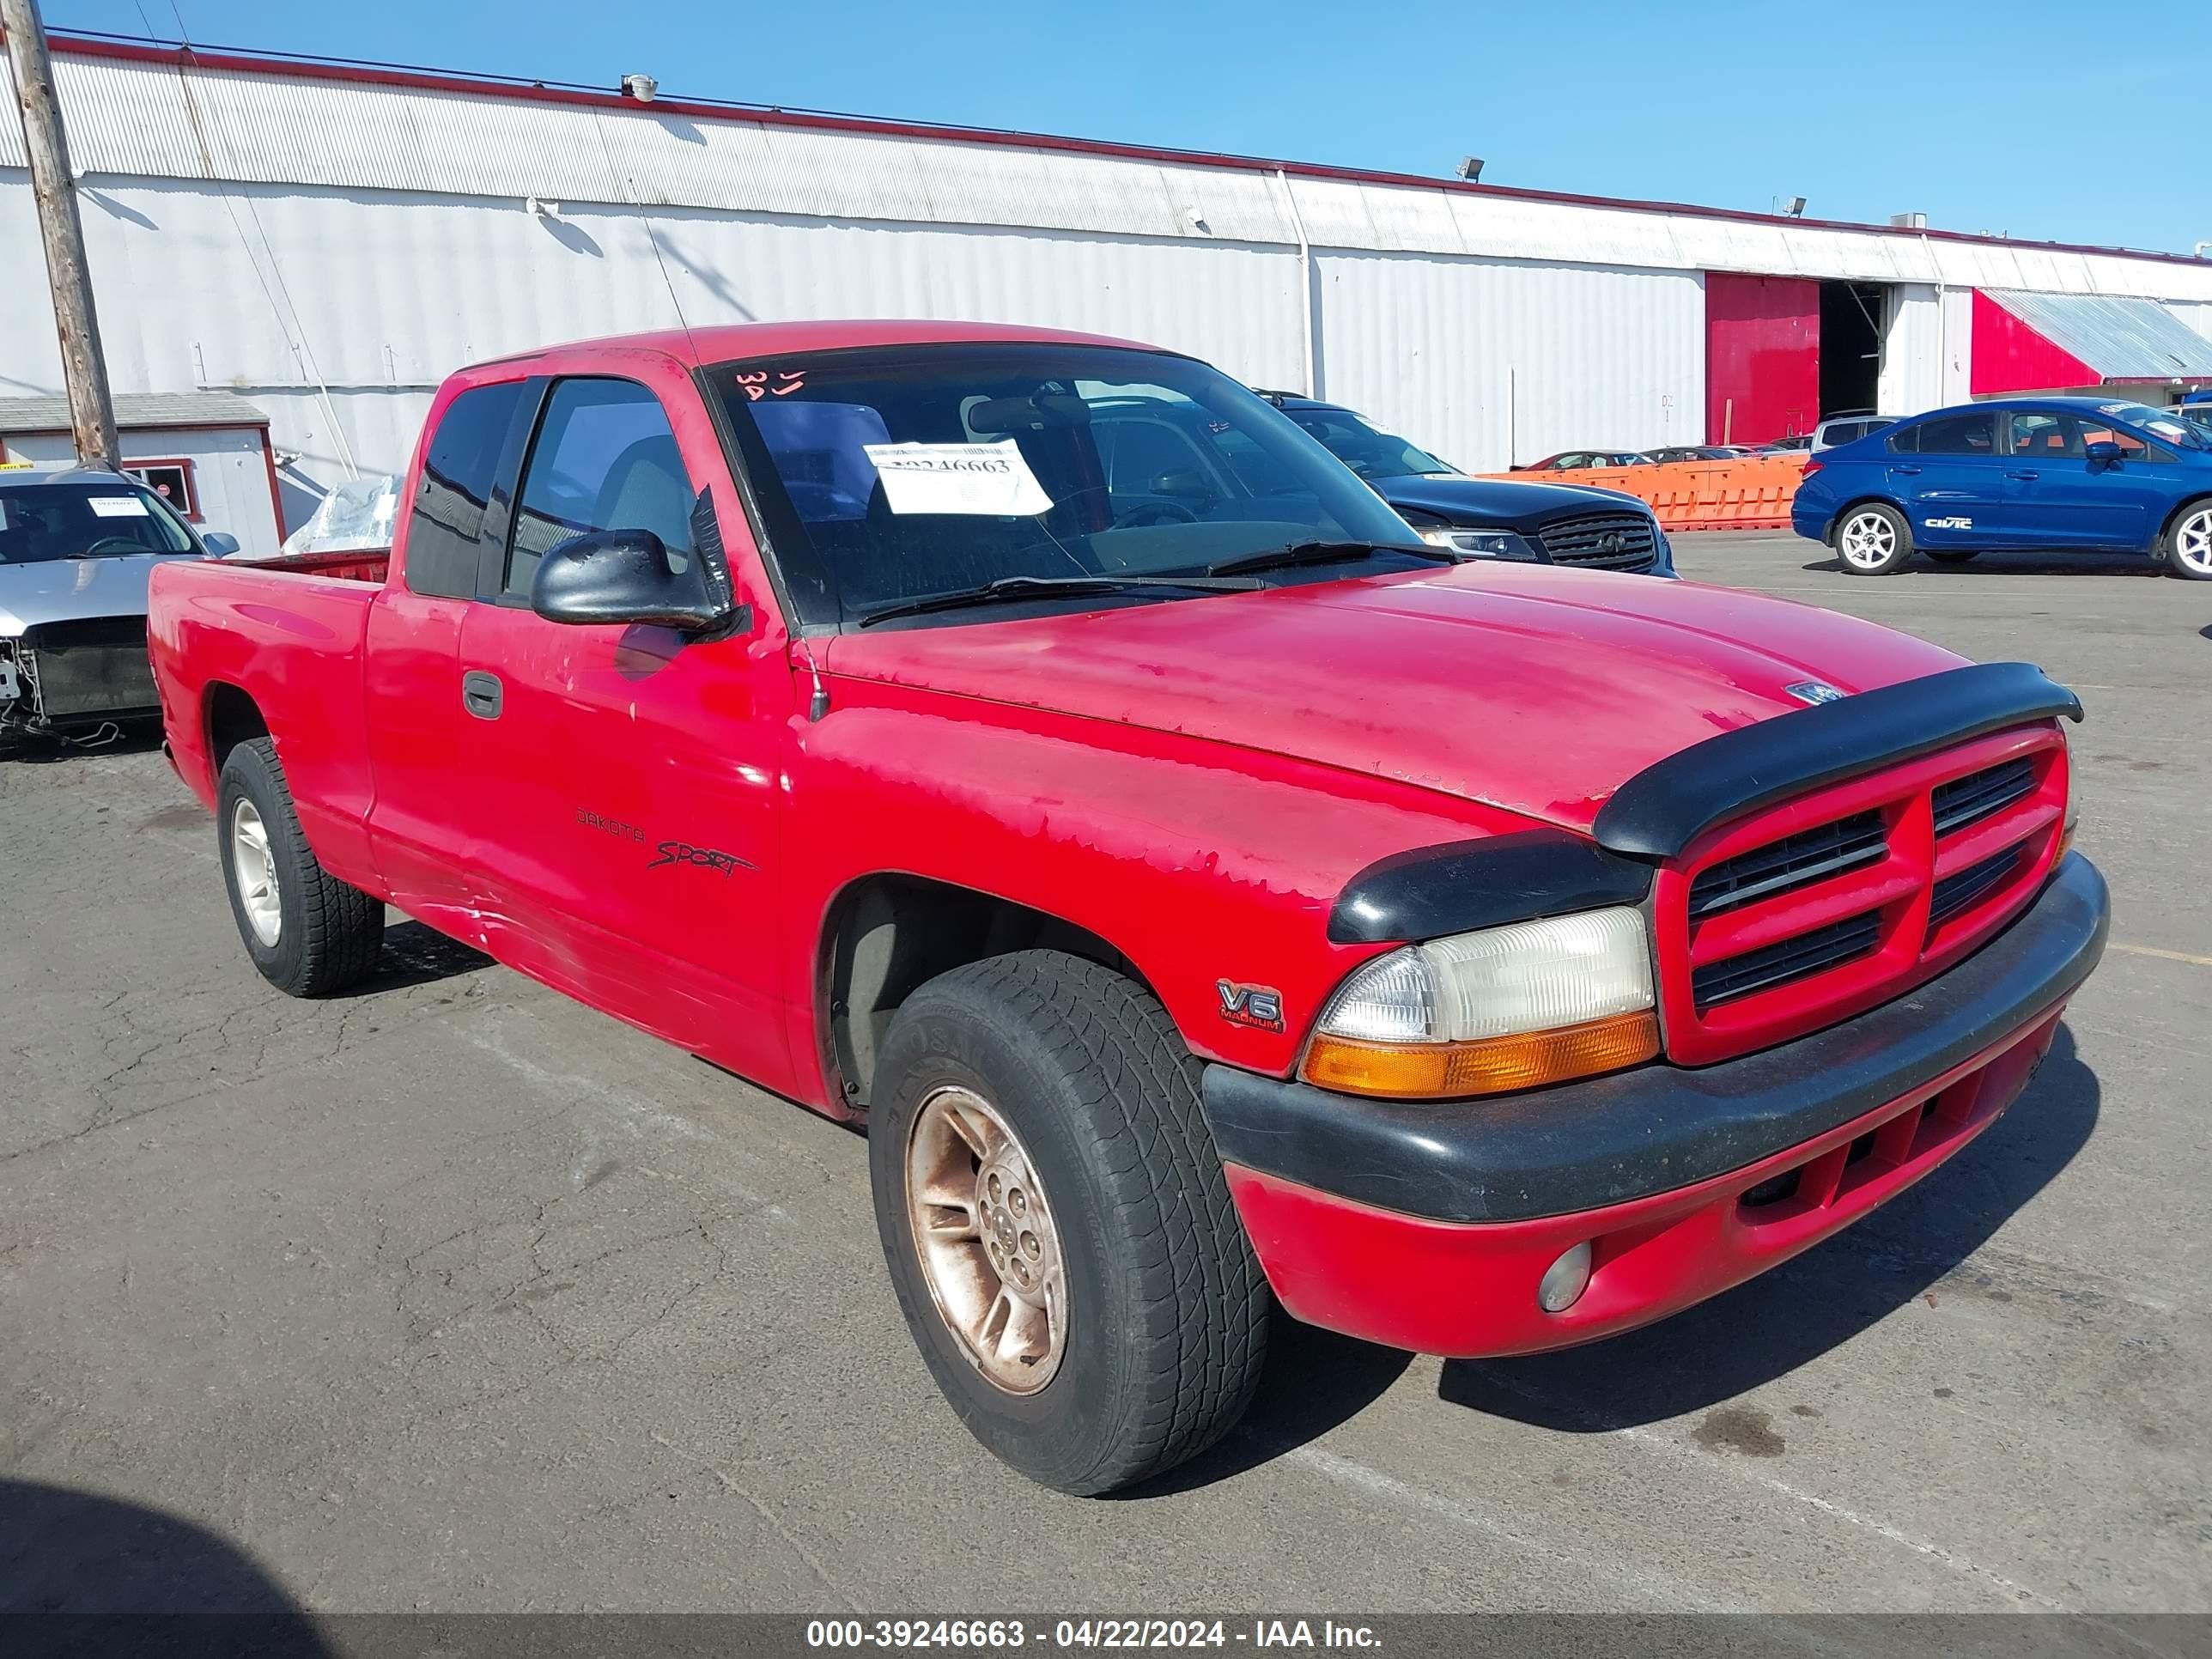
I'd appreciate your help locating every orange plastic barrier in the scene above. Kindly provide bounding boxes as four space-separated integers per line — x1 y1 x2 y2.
1482 454 1808 532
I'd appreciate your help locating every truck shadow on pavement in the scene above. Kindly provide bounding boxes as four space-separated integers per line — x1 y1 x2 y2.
0 1477 328 1654
337 918 495 997
1435 1023 2100 1434
1118 1321 1415 1498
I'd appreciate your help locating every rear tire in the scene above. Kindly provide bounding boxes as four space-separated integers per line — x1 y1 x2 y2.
868 950 1270 1495
1923 549 1980 565
2162 501 2212 580
216 737 384 996
1833 502 1912 574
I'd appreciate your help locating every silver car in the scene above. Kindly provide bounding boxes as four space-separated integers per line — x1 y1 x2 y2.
0 465 237 747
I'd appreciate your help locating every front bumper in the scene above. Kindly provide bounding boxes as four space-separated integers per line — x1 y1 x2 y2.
1203 853 2108 1357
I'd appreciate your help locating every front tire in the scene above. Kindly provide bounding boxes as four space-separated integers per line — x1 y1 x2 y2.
868 951 1270 1495
1833 502 1912 574
216 737 384 996
2163 501 2212 580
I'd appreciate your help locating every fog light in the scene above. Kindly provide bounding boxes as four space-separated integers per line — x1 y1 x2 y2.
1537 1242 1593 1314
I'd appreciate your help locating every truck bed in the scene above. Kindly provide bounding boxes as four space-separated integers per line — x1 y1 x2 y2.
147 556 386 880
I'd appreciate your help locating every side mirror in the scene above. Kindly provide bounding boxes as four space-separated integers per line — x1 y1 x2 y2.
531 528 736 631
200 531 240 557
2084 441 2123 466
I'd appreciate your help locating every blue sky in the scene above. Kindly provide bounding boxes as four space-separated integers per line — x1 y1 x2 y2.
46 0 2212 256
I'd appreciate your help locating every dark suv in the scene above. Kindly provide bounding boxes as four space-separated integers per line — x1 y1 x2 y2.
1253 394 1674 575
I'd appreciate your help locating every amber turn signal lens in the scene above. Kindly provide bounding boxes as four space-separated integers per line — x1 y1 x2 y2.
1301 1010 1662 1100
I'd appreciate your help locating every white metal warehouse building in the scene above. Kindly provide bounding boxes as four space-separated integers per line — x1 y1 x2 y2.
7 33 2212 536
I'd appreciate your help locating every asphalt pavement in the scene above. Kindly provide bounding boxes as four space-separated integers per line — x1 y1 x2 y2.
3 532 2208 1615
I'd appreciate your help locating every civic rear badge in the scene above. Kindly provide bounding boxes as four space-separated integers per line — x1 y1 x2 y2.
1786 680 1849 707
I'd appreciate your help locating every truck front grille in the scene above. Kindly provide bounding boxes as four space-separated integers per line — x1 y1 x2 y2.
1534 512 1657 572
1687 810 1887 920
1654 727 2069 1065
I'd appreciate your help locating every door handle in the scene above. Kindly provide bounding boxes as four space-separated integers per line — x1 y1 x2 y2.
2005 470 2039 480
1891 465 1923 476
462 669 503 720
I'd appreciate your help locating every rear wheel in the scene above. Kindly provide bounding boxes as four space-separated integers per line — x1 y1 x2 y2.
2163 501 2212 580
868 951 1270 1494
1834 502 1912 574
216 738 385 996
1924 549 1980 565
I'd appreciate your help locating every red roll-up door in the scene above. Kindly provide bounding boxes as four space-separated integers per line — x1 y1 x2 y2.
1706 274 1820 446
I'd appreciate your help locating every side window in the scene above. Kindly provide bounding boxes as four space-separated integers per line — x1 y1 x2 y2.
1914 412 1997 455
406 380 526 599
507 379 693 599
1886 425 1918 453
2008 412 2083 458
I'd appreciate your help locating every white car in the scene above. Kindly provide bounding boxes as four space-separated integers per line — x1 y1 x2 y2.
1811 414 1897 452
0 465 236 748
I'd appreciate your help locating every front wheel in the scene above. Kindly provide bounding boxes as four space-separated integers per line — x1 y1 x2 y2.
1833 503 1912 574
868 951 1270 1495
2163 501 2212 580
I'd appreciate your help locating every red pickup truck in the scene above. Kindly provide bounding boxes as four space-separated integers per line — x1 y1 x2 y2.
149 320 2109 1495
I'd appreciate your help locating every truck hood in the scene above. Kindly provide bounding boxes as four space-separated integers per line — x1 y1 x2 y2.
823 563 1967 836
0 553 195 635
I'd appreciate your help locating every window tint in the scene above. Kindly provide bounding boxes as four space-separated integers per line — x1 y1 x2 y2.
1886 425 1918 453
0 481 196 563
1913 413 1997 455
507 379 693 599
406 380 525 599
2009 412 2086 459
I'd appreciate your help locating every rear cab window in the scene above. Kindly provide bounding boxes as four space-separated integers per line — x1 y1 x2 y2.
407 380 526 598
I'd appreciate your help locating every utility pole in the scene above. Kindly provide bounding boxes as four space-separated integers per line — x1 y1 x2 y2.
2 0 118 469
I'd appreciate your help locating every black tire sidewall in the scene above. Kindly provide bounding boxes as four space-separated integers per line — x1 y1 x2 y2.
1835 502 1911 574
868 985 1163 1493
216 742 314 992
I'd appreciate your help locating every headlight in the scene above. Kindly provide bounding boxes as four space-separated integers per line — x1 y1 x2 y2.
1302 907 1660 1099
1417 526 1540 561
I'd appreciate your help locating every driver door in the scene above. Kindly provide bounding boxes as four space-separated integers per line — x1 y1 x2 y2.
452 369 792 1079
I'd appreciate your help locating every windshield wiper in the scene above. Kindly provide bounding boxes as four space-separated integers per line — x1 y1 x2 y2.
1204 538 1451 577
855 573 1262 628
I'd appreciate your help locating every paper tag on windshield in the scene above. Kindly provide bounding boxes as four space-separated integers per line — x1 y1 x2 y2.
863 441 1054 517
88 495 149 518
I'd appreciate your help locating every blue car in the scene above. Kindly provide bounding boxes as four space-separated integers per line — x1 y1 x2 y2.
1791 398 2212 580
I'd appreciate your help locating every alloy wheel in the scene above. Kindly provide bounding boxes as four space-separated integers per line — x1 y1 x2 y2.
905 1085 1067 1395
1838 511 1898 570
230 799 282 946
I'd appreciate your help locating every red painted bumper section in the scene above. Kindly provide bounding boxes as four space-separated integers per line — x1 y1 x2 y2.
1226 1006 2059 1358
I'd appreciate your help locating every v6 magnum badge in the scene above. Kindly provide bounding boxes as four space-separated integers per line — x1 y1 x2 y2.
1216 980 1285 1033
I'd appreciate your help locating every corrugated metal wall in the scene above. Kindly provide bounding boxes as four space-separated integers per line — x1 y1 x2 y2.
7 45 2212 524
1314 253 1704 471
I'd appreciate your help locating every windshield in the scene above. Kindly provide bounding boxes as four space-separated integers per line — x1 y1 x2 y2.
2100 402 2210 451
1282 407 1457 480
713 344 1431 628
0 479 198 564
